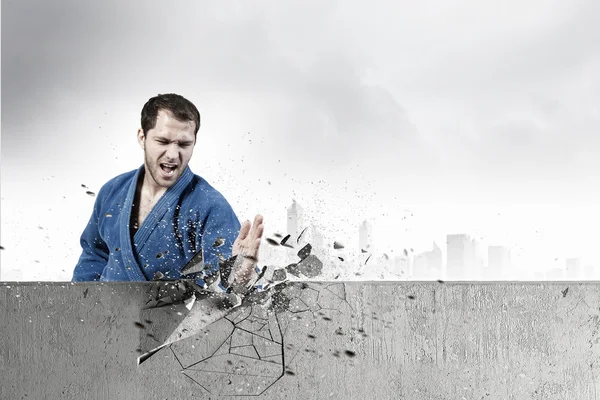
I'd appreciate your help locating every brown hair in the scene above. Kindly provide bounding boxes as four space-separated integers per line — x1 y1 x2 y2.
140 93 201 137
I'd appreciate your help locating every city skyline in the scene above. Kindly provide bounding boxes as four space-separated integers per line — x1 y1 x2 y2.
258 199 597 282
1 194 597 281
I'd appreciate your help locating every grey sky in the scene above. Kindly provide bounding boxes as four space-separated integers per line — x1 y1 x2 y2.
2 0 599 280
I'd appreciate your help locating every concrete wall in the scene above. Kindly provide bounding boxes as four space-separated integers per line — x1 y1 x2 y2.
1 281 600 399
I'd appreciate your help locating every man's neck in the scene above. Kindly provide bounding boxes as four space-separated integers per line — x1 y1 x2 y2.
139 168 167 200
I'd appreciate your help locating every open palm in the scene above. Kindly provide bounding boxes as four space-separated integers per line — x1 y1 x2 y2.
232 214 264 286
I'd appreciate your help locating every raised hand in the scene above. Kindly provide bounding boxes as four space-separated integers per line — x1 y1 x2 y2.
231 214 264 287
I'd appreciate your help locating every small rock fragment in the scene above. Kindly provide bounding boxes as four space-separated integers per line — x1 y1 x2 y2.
333 241 344 250
297 255 323 278
272 269 287 281
297 244 312 261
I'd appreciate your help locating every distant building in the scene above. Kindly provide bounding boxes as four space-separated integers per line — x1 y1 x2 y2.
359 220 373 252
393 256 410 278
287 200 304 241
487 246 512 280
412 242 442 280
447 234 468 280
447 234 484 280
565 258 581 280
468 238 484 280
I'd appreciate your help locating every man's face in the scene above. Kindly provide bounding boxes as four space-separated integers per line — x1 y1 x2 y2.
137 109 196 189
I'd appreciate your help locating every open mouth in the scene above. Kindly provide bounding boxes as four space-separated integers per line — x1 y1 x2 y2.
160 163 177 175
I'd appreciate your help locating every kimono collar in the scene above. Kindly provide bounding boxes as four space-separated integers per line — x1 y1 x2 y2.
119 164 195 281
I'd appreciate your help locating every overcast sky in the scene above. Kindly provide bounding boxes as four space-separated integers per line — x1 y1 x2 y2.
2 0 600 281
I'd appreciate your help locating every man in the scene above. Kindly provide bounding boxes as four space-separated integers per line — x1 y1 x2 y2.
72 93 263 290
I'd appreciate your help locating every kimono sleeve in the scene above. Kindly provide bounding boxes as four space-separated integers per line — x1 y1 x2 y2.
196 201 241 287
72 187 110 281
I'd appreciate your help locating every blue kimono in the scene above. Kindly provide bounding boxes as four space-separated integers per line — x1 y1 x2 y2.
72 165 241 287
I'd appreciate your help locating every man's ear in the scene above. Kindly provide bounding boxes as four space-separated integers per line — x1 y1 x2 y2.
137 128 145 149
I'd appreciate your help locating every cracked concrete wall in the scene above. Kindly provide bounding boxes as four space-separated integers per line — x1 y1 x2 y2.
1 281 600 399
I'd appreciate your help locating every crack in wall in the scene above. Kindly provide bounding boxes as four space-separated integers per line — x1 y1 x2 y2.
142 282 352 396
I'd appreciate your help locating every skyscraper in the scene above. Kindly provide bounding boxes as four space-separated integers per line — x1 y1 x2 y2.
287 200 304 240
412 242 443 280
467 238 484 280
447 234 470 280
394 256 410 278
359 220 373 252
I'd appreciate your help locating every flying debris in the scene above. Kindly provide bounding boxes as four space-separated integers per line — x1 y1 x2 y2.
243 255 259 262
255 266 268 282
153 271 164 281
285 263 300 277
296 255 323 278
273 233 283 238
296 227 308 243
212 237 225 248
297 244 311 261
561 287 569 298
361 249 367 253
333 241 344 250
180 249 204 275
266 238 280 246
86 191 96 197
383 253 389 260
218 255 237 288
338 257 344 262
81 184 88 188
280 234 291 246
272 268 287 281
365 254 372 265
403 249 408 257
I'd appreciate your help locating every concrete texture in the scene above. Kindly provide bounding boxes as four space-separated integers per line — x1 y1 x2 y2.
1 281 600 399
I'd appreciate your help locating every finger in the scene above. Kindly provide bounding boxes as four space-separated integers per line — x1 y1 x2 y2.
249 220 264 243
249 214 263 239
237 220 251 241
254 222 264 240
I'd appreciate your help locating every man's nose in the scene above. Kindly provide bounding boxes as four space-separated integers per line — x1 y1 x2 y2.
165 144 179 160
